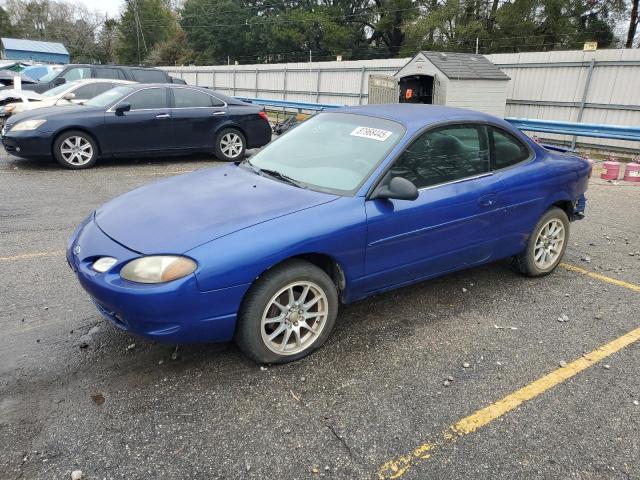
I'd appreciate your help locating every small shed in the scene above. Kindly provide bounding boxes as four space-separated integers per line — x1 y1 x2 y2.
391 51 510 117
1 38 69 64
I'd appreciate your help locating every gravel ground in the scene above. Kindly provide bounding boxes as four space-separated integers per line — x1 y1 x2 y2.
1 151 639 480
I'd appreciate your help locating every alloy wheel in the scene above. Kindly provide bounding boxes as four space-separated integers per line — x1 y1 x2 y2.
534 218 565 269
60 136 93 166
260 281 329 355
220 132 243 158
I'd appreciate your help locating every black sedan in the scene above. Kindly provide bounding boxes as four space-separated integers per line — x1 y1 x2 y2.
1 84 272 169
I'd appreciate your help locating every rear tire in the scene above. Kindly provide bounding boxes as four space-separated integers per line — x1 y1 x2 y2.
236 260 339 364
53 130 98 169
511 207 569 277
215 128 246 161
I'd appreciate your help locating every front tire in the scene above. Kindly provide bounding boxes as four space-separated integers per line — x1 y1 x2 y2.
511 207 569 277
236 260 339 364
53 130 98 169
215 128 246 161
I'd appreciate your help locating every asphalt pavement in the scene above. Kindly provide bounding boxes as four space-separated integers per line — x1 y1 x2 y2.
1 152 639 480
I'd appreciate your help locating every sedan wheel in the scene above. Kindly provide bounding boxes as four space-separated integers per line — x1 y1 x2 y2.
53 130 98 169
215 128 246 161
236 259 338 364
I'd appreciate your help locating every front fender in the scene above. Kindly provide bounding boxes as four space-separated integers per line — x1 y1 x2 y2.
187 197 367 295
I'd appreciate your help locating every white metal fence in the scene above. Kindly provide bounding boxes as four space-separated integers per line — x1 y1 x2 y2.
162 48 640 153
161 58 409 106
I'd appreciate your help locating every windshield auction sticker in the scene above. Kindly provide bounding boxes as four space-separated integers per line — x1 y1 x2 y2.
350 126 393 141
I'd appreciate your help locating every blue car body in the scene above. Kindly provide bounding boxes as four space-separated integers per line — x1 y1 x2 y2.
67 105 590 343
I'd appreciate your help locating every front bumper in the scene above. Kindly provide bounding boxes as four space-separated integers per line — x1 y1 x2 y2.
1 129 51 158
67 215 249 343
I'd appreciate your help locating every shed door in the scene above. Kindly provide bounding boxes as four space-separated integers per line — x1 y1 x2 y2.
432 74 444 105
367 74 399 104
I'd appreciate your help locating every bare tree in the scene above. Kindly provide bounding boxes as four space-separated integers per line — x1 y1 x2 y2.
627 0 639 47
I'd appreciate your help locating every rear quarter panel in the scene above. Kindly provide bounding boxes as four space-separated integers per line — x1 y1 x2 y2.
226 106 272 148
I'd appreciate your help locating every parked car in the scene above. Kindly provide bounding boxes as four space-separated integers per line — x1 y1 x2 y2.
2 79 134 118
0 89 44 127
65 104 591 363
3 64 185 93
1 84 272 168
21 64 62 81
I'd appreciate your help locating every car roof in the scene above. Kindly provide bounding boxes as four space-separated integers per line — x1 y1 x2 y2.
333 104 506 133
131 83 249 105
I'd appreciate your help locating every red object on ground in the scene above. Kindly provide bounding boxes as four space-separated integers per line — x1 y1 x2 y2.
623 162 640 182
601 161 621 180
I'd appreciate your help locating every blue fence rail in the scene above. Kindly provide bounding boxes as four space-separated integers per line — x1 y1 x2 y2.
234 97 342 112
505 118 640 142
236 96 640 142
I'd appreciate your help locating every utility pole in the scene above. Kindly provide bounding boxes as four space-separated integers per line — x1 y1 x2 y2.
475 37 479 54
309 50 312 63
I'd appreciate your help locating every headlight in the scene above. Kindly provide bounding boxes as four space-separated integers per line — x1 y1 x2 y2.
92 257 118 273
11 119 46 131
120 256 197 284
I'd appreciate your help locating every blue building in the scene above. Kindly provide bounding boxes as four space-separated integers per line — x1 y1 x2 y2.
1 38 70 64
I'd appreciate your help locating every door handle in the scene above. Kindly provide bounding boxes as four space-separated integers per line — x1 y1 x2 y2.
155 113 170 119
478 194 497 207
212 111 225 116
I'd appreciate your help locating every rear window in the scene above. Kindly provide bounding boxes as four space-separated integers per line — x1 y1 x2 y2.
130 69 168 83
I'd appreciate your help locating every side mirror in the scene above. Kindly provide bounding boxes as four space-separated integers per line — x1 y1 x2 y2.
115 102 131 115
53 77 66 86
62 92 75 101
372 176 419 201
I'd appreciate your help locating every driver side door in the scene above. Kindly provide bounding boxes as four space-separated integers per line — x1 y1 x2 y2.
102 87 174 155
364 123 502 292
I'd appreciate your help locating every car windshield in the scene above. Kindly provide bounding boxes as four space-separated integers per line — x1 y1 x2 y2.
38 67 64 82
84 85 137 108
42 81 81 97
248 112 405 195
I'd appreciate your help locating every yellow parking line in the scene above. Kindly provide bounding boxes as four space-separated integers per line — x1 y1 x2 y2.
560 262 640 293
377 325 640 479
378 266 640 479
0 250 64 262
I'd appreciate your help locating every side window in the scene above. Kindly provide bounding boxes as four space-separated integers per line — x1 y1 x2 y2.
125 88 167 110
130 69 168 83
62 67 91 82
173 88 217 108
72 84 99 100
390 124 490 189
90 82 115 97
98 68 124 80
490 127 530 169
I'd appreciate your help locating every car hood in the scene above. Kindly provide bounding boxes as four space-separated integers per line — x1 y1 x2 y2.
94 164 339 254
6 105 103 128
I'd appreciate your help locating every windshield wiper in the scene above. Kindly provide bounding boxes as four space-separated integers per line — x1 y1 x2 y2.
259 168 307 189
242 160 306 189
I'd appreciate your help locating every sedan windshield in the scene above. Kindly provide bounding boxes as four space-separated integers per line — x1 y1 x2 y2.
249 112 405 195
38 67 64 83
84 85 137 108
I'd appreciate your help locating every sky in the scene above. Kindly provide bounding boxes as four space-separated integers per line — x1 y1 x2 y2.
74 0 124 18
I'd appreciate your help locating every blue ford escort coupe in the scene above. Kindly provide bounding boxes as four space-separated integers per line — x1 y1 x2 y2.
67 104 591 363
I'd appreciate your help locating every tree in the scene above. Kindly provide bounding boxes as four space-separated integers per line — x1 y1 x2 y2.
147 27 194 64
116 0 177 64
627 0 639 47
5 0 102 61
97 18 119 63
0 7 15 37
